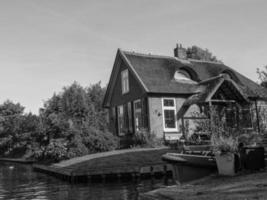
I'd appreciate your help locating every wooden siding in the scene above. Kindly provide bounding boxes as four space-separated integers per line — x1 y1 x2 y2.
108 107 117 135
107 58 147 141
109 61 146 107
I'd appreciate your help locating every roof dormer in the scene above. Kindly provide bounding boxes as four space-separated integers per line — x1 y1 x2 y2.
174 69 197 84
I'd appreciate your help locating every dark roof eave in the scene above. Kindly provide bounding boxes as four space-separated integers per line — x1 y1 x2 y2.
147 92 196 96
248 96 267 101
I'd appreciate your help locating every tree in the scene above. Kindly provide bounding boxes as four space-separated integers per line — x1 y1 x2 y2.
257 65 267 88
86 82 108 131
0 101 24 154
34 81 118 162
0 82 118 161
0 100 39 157
186 46 222 63
61 82 91 121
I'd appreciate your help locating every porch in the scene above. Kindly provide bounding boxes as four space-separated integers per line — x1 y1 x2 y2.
178 74 263 145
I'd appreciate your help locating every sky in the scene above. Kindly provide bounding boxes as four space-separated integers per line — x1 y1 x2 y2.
0 0 267 114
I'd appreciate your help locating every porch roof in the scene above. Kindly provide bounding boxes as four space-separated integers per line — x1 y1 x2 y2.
177 75 249 120
182 74 249 107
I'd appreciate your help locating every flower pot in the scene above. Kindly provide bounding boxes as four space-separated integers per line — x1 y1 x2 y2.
215 153 235 176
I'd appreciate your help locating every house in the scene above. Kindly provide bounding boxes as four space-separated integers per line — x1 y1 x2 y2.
103 44 267 146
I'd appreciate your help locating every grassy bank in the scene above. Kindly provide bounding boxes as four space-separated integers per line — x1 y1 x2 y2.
33 147 177 182
66 149 175 170
142 170 267 200
61 148 175 173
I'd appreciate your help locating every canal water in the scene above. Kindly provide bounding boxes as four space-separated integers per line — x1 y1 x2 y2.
0 162 175 200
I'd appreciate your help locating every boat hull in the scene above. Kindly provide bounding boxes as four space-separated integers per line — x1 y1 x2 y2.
162 153 217 183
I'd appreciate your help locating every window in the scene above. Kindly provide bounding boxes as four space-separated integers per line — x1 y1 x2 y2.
128 102 133 133
134 99 142 132
162 98 177 132
164 99 175 107
121 69 129 94
257 103 267 131
174 70 192 81
225 108 237 128
133 98 148 133
117 103 133 136
240 107 252 129
117 105 125 136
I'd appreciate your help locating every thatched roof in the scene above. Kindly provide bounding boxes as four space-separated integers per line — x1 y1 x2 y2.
103 49 267 108
122 50 267 99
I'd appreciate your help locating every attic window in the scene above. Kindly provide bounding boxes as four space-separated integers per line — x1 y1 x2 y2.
174 70 192 81
121 69 129 94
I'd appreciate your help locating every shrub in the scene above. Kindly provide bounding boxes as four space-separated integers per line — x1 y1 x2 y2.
238 132 262 146
67 142 89 159
132 130 163 148
209 107 239 155
66 130 89 158
29 142 45 160
81 125 119 153
212 135 238 154
42 139 68 162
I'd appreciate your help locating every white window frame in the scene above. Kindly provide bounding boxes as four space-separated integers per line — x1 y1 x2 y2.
121 69 129 94
162 98 177 132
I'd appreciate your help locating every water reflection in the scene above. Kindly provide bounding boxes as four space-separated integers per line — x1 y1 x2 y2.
0 163 174 200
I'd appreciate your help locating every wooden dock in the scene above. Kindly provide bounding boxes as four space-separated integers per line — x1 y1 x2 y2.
33 163 173 183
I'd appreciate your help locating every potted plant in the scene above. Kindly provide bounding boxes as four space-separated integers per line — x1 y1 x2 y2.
212 135 238 176
209 107 239 176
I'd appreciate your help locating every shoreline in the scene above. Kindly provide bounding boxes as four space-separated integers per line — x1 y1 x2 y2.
0 157 35 164
141 170 267 200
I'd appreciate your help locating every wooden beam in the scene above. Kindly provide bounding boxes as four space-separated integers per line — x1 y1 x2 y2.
181 117 185 138
209 101 214 133
210 100 236 103
183 117 209 120
255 100 261 134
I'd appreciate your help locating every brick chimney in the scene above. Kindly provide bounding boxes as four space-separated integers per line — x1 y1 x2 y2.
174 43 187 59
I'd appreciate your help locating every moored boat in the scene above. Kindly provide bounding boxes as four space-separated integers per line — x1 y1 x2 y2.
162 152 216 168
162 152 217 183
